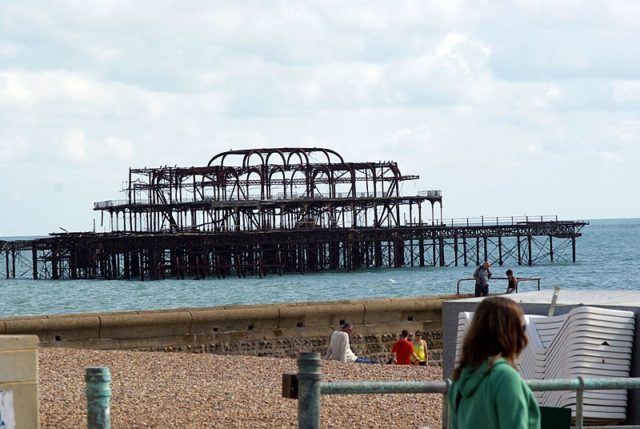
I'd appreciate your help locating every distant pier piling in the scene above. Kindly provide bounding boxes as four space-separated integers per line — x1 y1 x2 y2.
0 217 587 280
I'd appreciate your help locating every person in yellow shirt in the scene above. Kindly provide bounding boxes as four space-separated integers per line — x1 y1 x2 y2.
411 330 428 366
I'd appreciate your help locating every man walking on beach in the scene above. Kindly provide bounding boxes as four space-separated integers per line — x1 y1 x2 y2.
391 330 418 365
474 261 492 297
326 322 374 363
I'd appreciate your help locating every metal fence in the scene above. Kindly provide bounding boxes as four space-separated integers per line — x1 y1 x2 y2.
456 276 541 294
294 352 640 429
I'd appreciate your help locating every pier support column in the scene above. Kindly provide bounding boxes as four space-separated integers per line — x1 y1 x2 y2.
131 251 139 278
432 238 437 266
124 252 131 280
52 250 59 280
527 235 533 266
32 248 38 279
549 236 554 262
409 239 414 267
483 236 488 262
463 237 468 266
374 241 382 267
453 235 458 267
498 236 503 265
517 235 522 265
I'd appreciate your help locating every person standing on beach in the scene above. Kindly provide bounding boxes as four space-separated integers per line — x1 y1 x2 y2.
325 322 374 363
448 296 540 429
473 261 492 297
391 330 418 365
506 269 518 294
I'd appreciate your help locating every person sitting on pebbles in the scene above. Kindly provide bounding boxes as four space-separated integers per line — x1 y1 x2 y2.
325 322 375 363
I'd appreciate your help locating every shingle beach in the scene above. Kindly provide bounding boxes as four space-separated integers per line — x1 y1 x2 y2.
39 348 443 428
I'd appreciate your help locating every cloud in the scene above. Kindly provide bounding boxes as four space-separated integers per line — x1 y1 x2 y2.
0 135 29 163
1 0 640 235
63 129 87 162
106 137 134 161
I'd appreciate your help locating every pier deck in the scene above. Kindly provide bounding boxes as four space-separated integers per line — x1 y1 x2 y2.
1 217 586 280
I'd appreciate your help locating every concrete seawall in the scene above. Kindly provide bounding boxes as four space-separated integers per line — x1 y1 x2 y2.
1 294 465 364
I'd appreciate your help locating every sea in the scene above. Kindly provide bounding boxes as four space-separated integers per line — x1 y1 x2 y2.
0 218 638 318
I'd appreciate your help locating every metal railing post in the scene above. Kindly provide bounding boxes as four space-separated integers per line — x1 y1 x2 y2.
575 376 585 429
298 352 322 429
444 378 452 429
85 367 112 429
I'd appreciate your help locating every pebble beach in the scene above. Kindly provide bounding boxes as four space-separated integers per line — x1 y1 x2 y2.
39 348 443 428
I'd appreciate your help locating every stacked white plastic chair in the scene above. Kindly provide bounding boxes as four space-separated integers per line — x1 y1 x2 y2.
455 306 635 424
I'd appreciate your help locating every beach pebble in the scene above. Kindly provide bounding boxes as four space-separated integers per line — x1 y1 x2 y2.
39 348 443 428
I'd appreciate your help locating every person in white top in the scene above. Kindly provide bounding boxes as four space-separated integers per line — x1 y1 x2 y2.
325 322 375 363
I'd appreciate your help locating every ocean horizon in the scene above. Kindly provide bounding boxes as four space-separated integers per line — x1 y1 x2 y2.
1 217 638 318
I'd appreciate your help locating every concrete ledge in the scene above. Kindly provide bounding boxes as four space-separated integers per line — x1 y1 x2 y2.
0 335 38 351
190 305 280 335
277 301 366 329
99 310 192 340
0 295 461 360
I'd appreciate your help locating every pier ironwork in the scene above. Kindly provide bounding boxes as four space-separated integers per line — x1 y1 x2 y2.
0 148 587 280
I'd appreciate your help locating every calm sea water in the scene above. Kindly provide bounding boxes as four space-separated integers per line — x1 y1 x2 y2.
0 218 638 317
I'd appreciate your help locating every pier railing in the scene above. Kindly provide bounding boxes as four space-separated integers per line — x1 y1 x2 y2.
291 352 640 429
440 215 560 227
93 190 444 210
456 276 542 295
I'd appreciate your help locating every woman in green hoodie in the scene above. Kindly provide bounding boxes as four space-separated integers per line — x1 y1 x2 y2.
448 296 540 429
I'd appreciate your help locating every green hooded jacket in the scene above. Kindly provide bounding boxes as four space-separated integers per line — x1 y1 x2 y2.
448 357 541 429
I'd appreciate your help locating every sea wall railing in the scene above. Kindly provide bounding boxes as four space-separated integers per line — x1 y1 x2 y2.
292 352 640 429
455 276 542 295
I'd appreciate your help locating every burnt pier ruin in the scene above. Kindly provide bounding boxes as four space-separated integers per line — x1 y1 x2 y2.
1 147 587 280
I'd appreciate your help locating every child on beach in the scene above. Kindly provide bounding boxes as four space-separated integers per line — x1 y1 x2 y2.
505 269 518 294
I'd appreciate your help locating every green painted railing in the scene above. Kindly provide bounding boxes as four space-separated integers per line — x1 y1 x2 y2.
85 367 112 429
296 352 640 429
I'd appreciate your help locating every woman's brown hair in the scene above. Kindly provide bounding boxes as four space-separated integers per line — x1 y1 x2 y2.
452 296 528 380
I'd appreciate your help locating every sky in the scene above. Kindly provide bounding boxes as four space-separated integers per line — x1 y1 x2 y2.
1 1 639 236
